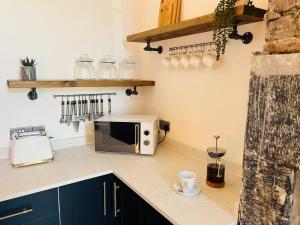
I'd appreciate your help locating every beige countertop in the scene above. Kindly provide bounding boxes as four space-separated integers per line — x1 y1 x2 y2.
0 142 241 225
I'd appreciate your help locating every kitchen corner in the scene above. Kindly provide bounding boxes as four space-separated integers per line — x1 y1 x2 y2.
0 139 241 225
2 0 296 224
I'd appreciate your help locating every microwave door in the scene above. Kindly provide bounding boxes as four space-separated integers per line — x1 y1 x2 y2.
95 122 140 154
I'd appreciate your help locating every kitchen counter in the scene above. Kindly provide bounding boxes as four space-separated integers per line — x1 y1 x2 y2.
0 142 241 225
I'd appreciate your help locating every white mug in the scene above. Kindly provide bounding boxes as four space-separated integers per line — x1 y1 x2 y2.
162 57 172 69
179 171 196 193
202 53 220 69
170 56 181 69
189 55 203 69
180 55 191 69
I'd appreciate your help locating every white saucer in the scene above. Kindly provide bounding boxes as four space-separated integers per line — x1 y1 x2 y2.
173 182 201 197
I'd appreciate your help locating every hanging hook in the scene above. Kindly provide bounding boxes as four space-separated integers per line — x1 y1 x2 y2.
188 45 193 55
182 46 187 55
178 47 182 56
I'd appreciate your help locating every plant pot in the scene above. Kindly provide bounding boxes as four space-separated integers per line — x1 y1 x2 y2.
20 66 36 81
235 0 249 6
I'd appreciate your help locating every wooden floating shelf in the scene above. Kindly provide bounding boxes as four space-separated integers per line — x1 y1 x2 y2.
7 80 155 88
127 5 266 43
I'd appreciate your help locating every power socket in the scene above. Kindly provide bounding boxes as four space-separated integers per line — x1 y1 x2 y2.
159 120 170 132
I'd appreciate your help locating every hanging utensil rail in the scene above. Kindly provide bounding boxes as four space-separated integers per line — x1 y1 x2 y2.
53 92 117 98
168 41 215 55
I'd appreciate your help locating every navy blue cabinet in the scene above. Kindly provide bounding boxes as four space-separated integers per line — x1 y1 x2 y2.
113 175 173 225
112 176 141 225
24 214 60 225
0 174 172 225
0 188 59 225
140 201 173 225
59 175 113 225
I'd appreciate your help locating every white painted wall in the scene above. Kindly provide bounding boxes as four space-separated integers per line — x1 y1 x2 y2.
127 0 268 164
0 0 142 148
0 0 268 165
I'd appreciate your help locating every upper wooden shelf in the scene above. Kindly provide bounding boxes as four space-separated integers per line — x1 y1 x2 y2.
7 80 155 88
127 5 266 43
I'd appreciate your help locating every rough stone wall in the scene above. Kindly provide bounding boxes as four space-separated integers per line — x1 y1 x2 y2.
291 171 300 224
264 0 300 53
238 1 300 224
238 70 300 225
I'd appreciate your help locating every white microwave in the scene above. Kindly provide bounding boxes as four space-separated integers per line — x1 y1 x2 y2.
94 115 158 155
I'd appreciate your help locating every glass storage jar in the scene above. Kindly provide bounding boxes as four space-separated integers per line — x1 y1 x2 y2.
96 55 117 80
74 53 95 80
119 56 137 80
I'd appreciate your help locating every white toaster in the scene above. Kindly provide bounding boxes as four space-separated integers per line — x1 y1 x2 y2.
10 126 53 167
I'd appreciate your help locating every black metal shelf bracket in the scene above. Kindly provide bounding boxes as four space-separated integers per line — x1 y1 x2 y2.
144 40 163 54
126 86 138 96
228 23 253 44
28 88 38 100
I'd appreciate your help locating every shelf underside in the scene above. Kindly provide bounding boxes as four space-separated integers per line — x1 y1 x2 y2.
127 5 266 43
7 80 155 88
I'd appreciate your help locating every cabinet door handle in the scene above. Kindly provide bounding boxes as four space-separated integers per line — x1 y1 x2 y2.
135 124 140 153
113 182 120 218
0 208 33 221
103 181 107 216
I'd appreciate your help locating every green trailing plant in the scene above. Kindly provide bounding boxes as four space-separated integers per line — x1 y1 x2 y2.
20 57 37 67
213 0 238 60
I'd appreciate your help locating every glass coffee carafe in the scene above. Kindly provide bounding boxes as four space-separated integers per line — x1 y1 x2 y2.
206 135 226 188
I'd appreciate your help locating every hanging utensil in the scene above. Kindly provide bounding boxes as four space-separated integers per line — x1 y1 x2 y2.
81 96 86 121
70 99 76 124
100 95 104 117
108 94 112 116
88 96 94 121
84 96 89 119
60 97 66 124
94 96 100 120
81 96 85 120
72 97 80 132
66 98 72 126
78 97 84 122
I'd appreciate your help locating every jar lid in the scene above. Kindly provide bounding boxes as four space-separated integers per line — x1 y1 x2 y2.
100 55 116 64
207 147 226 158
76 53 93 62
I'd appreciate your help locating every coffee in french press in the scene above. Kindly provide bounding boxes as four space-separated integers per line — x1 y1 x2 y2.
206 135 226 188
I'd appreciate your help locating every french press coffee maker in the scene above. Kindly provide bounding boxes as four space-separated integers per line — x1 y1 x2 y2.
206 135 226 188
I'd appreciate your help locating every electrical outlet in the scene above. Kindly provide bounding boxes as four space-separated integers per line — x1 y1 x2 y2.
159 120 170 132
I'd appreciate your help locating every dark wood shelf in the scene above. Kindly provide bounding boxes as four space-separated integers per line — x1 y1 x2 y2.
7 80 155 88
127 5 266 43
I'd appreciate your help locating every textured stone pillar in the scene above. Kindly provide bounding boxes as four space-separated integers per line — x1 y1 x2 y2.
238 1 300 224
291 171 300 225
238 54 300 225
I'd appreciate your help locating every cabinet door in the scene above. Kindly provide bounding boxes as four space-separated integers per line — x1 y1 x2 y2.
140 201 173 225
24 214 60 225
147 205 173 225
59 175 113 225
111 176 141 225
112 175 173 225
0 188 59 225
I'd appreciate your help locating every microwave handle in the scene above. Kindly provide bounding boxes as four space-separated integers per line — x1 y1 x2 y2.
135 124 140 153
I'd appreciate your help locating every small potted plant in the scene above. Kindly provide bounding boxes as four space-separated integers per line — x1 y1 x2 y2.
19 57 37 80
